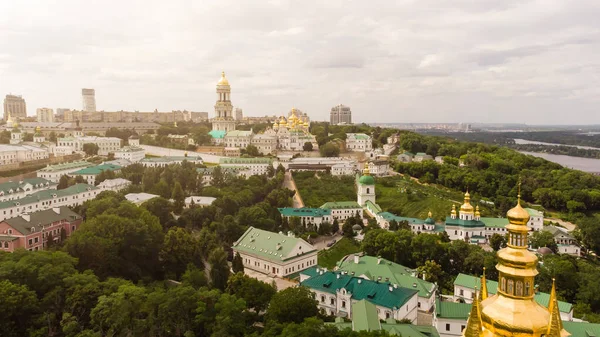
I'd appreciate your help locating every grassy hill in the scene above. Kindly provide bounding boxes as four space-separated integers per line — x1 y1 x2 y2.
292 171 357 207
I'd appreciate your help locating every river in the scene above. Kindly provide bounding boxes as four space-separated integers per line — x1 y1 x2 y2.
514 138 600 150
520 151 600 174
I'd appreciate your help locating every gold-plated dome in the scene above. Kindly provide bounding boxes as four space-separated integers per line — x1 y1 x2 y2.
507 196 530 226
451 204 457 216
475 205 481 217
217 71 229 85
460 191 474 213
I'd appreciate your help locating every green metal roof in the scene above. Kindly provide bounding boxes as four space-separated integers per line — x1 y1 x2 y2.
0 178 55 195
0 183 98 210
219 157 272 164
225 130 253 137
141 156 201 163
337 255 436 298
3 207 81 235
38 161 92 172
563 321 600 337
358 174 375 185
232 226 316 263
525 208 543 217
453 273 572 313
378 212 425 225
301 270 418 310
320 201 362 210
435 298 472 319
278 207 331 217
71 164 121 176
365 200 382 213
444 216 486 228
479 217 508 228
352 300 381 331
348 133 370 140
208 130 226 139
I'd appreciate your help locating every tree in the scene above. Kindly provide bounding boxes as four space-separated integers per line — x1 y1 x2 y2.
417 260 444 284
342 221 355 238
489 233 507 251
245 144 260 157
0 280 39 337
160 228 201 279
232 252 244 274
49 131 57 142
208 247 230 291
226 272 276 312
171 182 185 214
82 143 99 156
303 142 313 151
58 174 70 189
319 141 340 157
90 285 147 336
181 264 208 289
141 197 174 226
266 286 319 324
151 179 171 199
529 230 558 253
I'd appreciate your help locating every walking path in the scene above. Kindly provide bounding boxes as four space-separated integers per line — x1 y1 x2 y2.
283 171 305 208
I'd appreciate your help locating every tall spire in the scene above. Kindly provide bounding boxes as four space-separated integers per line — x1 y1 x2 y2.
464 287 482 337
547 279 569 337
480 267 488 301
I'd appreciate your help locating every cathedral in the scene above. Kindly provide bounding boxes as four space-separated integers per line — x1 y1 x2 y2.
463 187 569 337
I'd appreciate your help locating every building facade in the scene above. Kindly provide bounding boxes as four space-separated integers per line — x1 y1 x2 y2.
139 155 203 168
68 164 122 185
3 95 27 121
330 104 352 125
82 88 96 112
37 161 93 182
57 136 122 156
0 207 82 252
278 207 333 227
0 178 57 202
212 72 236 132
232 227 318 277
36 108 54 123
346 133 373 152
0 144 49 165
219 157 272 176
320 201 363 221
114 146 145 162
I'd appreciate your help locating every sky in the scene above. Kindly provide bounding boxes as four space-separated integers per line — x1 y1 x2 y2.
1 0 600 125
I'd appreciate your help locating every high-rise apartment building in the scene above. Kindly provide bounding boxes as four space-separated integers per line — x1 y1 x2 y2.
235 107 243 121
82 88 96 112
3 95 27 121
36 108 54 123
330 104 352 125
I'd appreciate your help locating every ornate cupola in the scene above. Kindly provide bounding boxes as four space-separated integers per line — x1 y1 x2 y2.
460 190 475 221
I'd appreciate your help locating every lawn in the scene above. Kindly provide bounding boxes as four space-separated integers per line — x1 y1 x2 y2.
292 171 356 207
317 237 361 269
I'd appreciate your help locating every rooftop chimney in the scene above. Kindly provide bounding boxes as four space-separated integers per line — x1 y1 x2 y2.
377 257 382 264
389 286 393 292
354 255 360 264
337 274 340 279
358 279 362 284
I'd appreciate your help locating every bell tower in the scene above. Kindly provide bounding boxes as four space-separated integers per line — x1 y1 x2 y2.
211 71 236 132
357 166 376 206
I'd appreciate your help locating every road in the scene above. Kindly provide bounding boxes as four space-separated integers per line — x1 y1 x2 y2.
546 218 577 231
283 171 304 208
140 145 225 164
312 233 343 251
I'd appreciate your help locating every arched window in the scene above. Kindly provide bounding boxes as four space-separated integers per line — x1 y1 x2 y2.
516 281 523 296
366 188 370 194
525 282 531 296
501 277 506 292
507 280 514 295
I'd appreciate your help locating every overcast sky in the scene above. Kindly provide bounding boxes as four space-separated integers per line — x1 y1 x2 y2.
1 0 599 124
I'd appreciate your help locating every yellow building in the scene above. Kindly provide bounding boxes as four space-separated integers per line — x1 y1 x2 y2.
463 186 569 337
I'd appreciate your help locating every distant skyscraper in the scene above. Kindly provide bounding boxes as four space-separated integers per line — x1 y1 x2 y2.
36 108 54 123
235 107 243 121
3 94 27 121
82 88 96 112
330 104 352 125
211 72 236 132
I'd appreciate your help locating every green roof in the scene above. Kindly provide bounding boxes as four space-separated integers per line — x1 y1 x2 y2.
415 152 429 156
278 207 331 217
359 174 375 185
479 217 508 228
0 178 56 195
71 164 121 176
337 255 436 298
219 157 272 164
435 298 472 319
563 321 600 337
379 212 425 225
3 207 81 235
232 227 316 263
454 273 572 313
301 270 418 310
0 183 98 210
348 133 370 140
526 208 543 217
38 161 92 172
365 200 382 213
208 130 226 139
225 130 253 137
352 300 381 331
444 216 486 228
320 201 362 210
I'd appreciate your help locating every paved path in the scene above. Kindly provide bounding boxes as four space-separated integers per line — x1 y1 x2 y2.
283 171 304 208
312 233 343 251
140 145 225 164
546 218 577 231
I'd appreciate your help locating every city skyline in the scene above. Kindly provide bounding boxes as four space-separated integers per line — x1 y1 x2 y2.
1 1 600 125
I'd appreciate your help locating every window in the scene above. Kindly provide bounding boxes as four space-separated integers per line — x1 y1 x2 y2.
34 237 39 243
459 289 464 296
507 279 514 295
386 312 390 319
461 325 466 332
321 295 325 303
446 324 450 331
516 281 523 296
330 298 335 305
28 239 33 245
342 301 346 309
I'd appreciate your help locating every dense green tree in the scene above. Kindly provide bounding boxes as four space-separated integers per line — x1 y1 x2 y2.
226 272 276 312
151 179 172 199
489 233 507 251
245 144 260 157
82 143 99 156
181 264 208 289
171 181 186 214
0 280 39 337
266 286 319 324
208 247 230 291
141 197 174 226
319 141 340 157
90 284 147 336
303 142 313 151
232 252 244 274
58 174 71 189
529 230 558 253
160 228 201 279
417 260 444 284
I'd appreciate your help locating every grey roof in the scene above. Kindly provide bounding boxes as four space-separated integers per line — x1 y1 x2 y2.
0 178 56 195
3 207 81 235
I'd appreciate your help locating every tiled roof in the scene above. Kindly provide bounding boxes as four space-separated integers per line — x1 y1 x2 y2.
337 255 436 298
300 270 418 310
525 208 543 217
320 201 362 210
232 227 316 263
435 299 471 319
365 200 382 213
454 273 572 313
543 225 575 240
140 156 201 163
278 207 332 217
3 207 81 235
225 130 253 137
71 164 121 176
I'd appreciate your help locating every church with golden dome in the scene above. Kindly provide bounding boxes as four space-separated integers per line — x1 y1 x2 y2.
262 107 318 151
462 188 569 337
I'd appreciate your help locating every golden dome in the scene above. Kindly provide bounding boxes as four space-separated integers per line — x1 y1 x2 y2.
217 71 229 86
507 196 530 226
451 204 457 216
475 205 481 217
460 191 474 213
35 126 41 132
